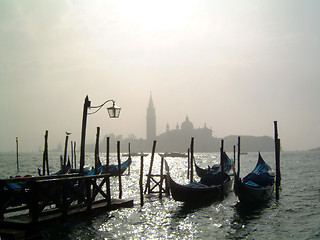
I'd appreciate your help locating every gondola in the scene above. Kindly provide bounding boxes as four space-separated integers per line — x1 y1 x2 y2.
166 159 233 203
194 152 232 178
68 157 132 176
100 157 132 176
167 173 232 202
234 153 274 203
41 157 132 176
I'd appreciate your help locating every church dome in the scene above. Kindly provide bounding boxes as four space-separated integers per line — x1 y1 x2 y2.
181 116 194 132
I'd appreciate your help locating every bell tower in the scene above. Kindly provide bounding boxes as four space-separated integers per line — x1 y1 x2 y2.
146 93 156 140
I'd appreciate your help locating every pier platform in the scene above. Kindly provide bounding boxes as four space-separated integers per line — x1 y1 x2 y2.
1 173 133 239
0 198 133 239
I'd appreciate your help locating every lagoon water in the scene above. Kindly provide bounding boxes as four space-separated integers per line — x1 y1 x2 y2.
1 151 319 239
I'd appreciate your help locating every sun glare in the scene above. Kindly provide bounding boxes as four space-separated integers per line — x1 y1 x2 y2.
111 0 199 30
66 0 200 34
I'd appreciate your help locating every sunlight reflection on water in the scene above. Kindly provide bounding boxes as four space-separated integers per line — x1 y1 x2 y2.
1 151 320 239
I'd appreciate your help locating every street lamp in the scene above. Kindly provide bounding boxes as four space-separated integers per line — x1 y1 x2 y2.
79 95 121 174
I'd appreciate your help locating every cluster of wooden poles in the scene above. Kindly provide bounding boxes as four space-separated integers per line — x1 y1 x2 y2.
15 127 129 202
138 136 201 206
15 121 281 206
139 140 171 207
139 120 281 205
39 130 78 176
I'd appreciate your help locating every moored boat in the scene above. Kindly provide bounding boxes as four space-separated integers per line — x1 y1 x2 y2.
194 152 232 178
166 156 233 203
100 157 132 176
167 172 232 202
234 153 274 203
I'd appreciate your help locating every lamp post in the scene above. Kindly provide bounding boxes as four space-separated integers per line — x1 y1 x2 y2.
79 95 121 174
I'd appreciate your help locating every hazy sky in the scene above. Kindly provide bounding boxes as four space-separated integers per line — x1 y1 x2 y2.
1 0 319 152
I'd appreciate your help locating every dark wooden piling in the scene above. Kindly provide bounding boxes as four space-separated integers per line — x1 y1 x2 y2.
106 137 110 170
145 140 157 194
220 139 224 200
237 136 241 178
117 141 122 199
71 141 74 169
190 137 194 183
16 137 19 172
94 127 100 175
80 96 90 175
128 143 131 175
187 148 190 179
140 155 144 206
74 142 77 169
274 121 281 200
159 156 164 199
233 145 236 174
106 137 111 207
42 130 49 175
63 135 69 174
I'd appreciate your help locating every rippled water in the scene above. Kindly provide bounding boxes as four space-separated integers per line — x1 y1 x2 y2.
1 151 319 239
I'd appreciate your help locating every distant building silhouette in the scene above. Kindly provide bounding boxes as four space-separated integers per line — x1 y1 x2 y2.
146 93 156 140
157 115 214 152
95 93 275 153
144 94 215 151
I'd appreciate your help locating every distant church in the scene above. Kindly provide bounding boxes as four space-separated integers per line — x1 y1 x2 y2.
146 93 215 152
146 93 156 140
99 94 275 153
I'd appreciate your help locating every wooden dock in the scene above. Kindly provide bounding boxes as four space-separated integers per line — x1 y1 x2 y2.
0 174 133 239
0 199 133 239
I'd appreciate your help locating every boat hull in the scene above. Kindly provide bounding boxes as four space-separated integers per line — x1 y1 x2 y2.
195 163 219 178
234 177 274 203
168 175 233 202
102 157 132 176
194 152 232 178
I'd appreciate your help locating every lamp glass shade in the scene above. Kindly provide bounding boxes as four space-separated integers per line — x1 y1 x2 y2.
107 105 121 118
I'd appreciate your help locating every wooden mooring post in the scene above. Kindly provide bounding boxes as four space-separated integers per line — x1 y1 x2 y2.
140 155 144 206
237 136 241 179
106 137 111 207
190 137 194 183
117 141 123 199
71 141 74 169
16 137 19 172
274 121 281 200
42 130 49 175
159 156 164 199
233 145 236 174
128 143 131 175
220 139 224 200
187 148 190 179
80 96 90 175
63 134 69 174
94 127 100 175
73 142 77 169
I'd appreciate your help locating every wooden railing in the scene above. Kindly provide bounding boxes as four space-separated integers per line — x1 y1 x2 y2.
0 174 111 222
